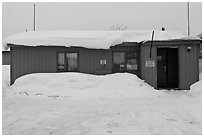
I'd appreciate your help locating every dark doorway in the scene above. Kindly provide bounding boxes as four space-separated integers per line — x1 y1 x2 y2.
157 48 179 88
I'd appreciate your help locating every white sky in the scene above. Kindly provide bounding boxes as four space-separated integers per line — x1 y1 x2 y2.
2 2 202 39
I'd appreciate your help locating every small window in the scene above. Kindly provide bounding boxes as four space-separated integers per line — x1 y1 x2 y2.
100 59 106 65
57 53 65 71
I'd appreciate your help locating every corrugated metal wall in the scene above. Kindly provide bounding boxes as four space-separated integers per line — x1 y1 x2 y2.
11 46 57 84
179 44 199 89
140 45 157 87
10 46 112 84
79 48 112 74
2 51 10 65
141 41 200 90
10 41 200 89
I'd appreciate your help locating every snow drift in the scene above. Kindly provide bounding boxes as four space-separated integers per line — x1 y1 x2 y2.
3 30 185 50
2 65 10 88
10 72 162 99
2 63 202 135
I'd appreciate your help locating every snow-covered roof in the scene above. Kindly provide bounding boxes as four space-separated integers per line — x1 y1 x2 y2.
3 30 186 50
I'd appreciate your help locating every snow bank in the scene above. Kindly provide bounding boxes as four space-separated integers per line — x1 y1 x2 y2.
10 72 161 99
2 65 10 88
3 30 185 50
190 80 202 95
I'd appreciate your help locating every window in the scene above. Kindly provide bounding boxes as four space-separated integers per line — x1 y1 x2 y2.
113 51 139 72
113 52 125 70
100 59 107 68
100 59 106 65
126 52 138 70
57 53 65 71
127 59 137 70
57 52 78 71
114 52 125 64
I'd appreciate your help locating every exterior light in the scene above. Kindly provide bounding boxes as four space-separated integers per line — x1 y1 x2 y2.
187 46 192 52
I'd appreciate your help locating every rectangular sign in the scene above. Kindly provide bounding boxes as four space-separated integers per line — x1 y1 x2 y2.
145 60 155 67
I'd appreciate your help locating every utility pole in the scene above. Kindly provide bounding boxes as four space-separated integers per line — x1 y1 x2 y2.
187 2 190 36
34 4 36 31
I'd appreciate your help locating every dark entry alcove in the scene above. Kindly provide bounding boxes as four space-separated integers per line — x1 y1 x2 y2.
157 48 179 88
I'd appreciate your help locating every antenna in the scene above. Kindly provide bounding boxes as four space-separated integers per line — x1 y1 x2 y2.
34 4 36 31
187 2 190 36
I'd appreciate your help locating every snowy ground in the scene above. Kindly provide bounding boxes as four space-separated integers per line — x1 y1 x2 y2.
2 63 202 135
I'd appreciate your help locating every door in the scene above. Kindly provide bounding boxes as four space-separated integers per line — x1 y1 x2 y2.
157 48 178 88
167 48 178 88
157 48 168 87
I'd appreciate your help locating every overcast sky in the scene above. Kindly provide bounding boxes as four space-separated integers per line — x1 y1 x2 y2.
2 2 202 39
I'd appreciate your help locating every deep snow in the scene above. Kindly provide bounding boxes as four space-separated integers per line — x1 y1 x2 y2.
2 64 202 135
2 30 186 50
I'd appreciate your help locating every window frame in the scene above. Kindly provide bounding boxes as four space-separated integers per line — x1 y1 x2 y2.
56 51 79 72
113 52 126 71
57 52 66 71
125 52 138 71
112 49 140 74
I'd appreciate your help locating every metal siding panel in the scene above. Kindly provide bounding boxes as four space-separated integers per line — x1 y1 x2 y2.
142 47 145 80
179 46 186 89
152 45 157 87
196 45 199 81
144 45 155 88
190 45 199 85
178 47 182 88
10 47 13 84
140 46 144 79
79 50 83 72
150 45 157 87
142 47 147 81
87 50 92 73
184 45 190 89
13 47 18 84
79 49 112 74
194 45 198 82
142 46 146 80
11 46 58 84
141 46 145 80
188 46 192 86
2 52 11 65
180 45 191 90
142 45 156 88
186 45 191 89
144 46 149 85
12 47 20 84
190 45 195 85
195 45 199 81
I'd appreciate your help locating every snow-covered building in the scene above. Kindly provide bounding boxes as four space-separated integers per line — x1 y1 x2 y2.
3 30 201 89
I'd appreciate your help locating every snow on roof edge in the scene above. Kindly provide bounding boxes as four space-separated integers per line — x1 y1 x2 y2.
3 30 187 50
